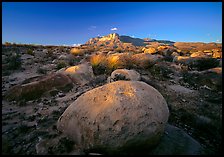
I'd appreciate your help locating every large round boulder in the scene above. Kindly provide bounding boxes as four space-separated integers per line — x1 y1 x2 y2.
57 81 169 154
108 69 141 83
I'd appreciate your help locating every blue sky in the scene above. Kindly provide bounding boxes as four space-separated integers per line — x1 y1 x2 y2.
2 2 222 45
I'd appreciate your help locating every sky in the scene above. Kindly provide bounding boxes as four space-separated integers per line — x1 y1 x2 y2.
2 2 222 45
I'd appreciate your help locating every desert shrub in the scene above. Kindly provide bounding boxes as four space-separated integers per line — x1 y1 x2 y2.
68 57 81 66
7 53 21 70
189 58 219 71
46 49 54 57
106 55 120 71
70 48 85 56
26 49 34 55
90 54 107 75
4 42 12 46
56 61 67 70
104 53 134 73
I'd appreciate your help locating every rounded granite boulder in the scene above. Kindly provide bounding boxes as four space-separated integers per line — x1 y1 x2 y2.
57 81 169 154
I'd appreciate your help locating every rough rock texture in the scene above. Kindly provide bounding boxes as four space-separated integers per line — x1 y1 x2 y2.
150 124 205 155
190 52 208 58
6 73 73 101
143 47 157 54
59 63 95 85
132 53 164 68
57 81 169 153
108 69 141 83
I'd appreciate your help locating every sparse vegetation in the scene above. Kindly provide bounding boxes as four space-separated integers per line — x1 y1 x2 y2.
1 35 222 155
56 61 67 70
26 49 34 55
70 48 85 56
7 53 22 70
90 54 107 75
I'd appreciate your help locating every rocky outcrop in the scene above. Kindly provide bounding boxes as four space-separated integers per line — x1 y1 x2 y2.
108 69 141 83
57 81 169 153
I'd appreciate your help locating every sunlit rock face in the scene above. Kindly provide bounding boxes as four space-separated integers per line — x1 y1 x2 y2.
57 81 169 154
108 69 141 83
132 53 164 68
58 63 95 85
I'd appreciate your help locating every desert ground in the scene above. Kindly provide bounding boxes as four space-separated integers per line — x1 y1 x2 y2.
2 33 222 155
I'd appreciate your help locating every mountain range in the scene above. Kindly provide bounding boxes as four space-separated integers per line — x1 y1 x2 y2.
85 33 175 47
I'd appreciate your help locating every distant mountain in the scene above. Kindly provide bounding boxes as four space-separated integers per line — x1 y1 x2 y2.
119 35 146 46
85 33 175 47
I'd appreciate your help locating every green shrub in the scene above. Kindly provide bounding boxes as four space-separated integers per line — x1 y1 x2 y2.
56 61 67 70
7 53 21 70
27 49 34 55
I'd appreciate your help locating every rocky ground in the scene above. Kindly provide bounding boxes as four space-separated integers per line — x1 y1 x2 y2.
1 36 222 155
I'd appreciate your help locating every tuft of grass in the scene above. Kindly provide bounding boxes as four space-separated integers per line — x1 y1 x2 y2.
70 48 85 56
90 54 107 75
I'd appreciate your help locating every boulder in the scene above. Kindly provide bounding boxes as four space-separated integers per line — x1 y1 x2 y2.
132 53 164 68
59 63 95 85
108 69 141 83
212 51 222 58
190 52 208 58
58 54 67 60
57 81 169 154
157 45 176 56
6 73 73 101
150 124 205 155
143 47 157 54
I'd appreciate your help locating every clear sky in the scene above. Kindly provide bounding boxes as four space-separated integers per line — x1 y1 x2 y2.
2 2 222 45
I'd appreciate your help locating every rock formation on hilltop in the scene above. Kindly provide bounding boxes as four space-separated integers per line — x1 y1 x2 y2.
86 33 175 48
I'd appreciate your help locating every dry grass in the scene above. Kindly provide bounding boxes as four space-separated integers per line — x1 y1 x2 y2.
70 48 85 56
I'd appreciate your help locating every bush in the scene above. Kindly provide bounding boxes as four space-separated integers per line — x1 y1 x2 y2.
7 53 21 70
70 48 85 56
90 54 107 75
56 61 67 70
27 49 34 55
